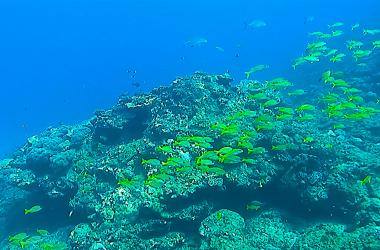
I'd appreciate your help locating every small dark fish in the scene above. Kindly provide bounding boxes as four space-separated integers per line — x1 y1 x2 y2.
131 82 141 88
304 16 315 24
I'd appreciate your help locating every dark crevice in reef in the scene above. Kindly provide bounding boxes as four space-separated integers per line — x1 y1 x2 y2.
92 106 151 145
4 192 87 236
162 182 352 236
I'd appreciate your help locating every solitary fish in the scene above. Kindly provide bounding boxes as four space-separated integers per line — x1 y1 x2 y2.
351 23 360 30
184 37 208 47
215 46 225 52
363 29 380 35
360 175 371 185
304 16 315 24
246 20 267 29
328 22 344 29
24 205 42 215
246 200 263 211
245 64 269 79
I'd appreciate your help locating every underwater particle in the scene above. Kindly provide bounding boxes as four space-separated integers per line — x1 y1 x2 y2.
351 23 360 30
184 37 208 47
360 175 372 185
245 64 269 79
328 22 344 29
304 16 315 24
363 29 380 35
246 200 263 211
246 20 267 29
24 205 42 215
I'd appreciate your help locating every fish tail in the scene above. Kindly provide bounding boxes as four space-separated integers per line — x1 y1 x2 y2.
245 71 251 79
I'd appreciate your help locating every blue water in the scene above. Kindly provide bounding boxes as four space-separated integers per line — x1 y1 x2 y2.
1 0 379 157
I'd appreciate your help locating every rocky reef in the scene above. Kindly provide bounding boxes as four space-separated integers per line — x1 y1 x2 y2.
1 72 379 249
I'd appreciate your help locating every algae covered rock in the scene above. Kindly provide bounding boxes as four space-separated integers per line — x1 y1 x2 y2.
199 209 249 250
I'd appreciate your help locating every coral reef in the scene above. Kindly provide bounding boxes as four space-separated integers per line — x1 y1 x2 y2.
0 72 379 249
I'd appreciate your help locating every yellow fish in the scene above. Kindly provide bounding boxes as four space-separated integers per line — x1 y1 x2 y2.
24 205 42 215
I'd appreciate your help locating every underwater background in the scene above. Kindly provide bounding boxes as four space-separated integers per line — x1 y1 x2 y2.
1 0 380 249
1 0 380 157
